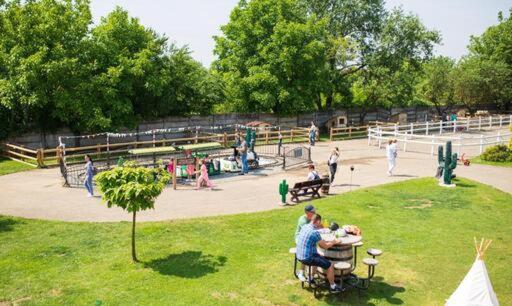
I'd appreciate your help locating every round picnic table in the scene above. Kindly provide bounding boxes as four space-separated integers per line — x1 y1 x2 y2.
316 231 362 279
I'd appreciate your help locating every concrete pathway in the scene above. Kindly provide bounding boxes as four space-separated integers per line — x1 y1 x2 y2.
1 138 511 222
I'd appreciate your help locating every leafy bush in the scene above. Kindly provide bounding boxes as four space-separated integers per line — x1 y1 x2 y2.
481 145 512 162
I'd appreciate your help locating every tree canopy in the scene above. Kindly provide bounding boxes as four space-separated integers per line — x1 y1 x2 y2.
0 0 510 139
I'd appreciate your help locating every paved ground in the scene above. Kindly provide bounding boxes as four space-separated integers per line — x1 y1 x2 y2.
1 136 511 222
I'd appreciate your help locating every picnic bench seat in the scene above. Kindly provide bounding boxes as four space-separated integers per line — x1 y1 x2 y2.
289 178 329 203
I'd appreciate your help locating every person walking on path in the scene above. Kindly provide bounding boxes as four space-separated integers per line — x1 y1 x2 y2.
328 147 340 185
84 154 95 197
237 137 249 175
309 122 316 146
386 139 397 176
195 159 214 190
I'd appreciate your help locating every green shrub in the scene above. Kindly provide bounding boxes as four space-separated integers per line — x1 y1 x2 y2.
481 144 512 162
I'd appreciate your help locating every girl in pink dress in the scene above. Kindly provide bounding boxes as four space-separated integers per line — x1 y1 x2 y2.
196 159 213 190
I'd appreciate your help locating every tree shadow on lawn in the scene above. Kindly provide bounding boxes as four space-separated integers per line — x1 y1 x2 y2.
0 217 21 233
315 276 405 305
145 251 227 278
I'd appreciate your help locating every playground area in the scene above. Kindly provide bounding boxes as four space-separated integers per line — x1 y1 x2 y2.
0 125 510 222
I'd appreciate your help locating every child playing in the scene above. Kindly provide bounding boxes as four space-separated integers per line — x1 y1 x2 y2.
195 159 214 190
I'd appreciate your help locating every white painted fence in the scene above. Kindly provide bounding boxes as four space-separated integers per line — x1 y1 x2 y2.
367 115 512 156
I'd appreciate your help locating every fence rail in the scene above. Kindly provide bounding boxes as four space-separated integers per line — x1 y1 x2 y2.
1 127 311 168
367 115 512 156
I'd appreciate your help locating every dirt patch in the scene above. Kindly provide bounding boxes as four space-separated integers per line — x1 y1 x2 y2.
12 297 31 306
48 288 62 297
404 199 433 209
341 156 382 165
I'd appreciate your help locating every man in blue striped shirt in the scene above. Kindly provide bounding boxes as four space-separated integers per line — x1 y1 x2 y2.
296 214 341 293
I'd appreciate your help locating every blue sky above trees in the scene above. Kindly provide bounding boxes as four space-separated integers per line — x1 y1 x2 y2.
90 0 511 67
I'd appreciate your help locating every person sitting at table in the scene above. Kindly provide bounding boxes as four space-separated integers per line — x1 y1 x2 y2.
296 214 341 293
294 204 316 282
307 164 320 181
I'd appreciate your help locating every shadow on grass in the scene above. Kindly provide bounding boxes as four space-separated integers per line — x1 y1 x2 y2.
315 277 405 305
145 251 227 278
0 217 20 233
453 180 477 188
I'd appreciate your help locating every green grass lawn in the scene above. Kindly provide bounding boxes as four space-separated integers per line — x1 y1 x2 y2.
471 155 512 167
1 178 511 305
0 157 35 176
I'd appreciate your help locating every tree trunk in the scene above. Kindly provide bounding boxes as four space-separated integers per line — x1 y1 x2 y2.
132 210 138 262
325 93 333 109
315 94 322 111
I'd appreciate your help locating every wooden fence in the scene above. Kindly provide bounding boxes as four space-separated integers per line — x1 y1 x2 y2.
329 121 395 141
1 127 310 168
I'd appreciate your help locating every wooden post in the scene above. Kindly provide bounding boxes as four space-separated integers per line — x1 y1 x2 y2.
106 134 110 168
152 130 156 147
36 149 44 168
265 131 269 144
439 120 443 134
290 129 294 142
410 123 413 135
172 158 177 190
425 121 429 135
96 145 101 160
349 126 352 139
466 118 470 131
329 127 333 141
195 127 198 144
453 120 457 133
489 115 492 128
499 115 503 128
478 116 482 131
223 132 228 148
195 157 199 187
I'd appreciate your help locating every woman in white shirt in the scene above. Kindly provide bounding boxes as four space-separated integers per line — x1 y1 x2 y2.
386 139 397 176
328 147 340 185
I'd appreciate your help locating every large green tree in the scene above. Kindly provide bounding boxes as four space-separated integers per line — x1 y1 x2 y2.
465 9 512 111
0 0 92 140
349 8 440 121
453 56 512 114
416 56 456 117
299 0 386 109
213 0 330 114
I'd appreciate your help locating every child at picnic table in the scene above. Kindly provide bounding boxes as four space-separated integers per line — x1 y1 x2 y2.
195 158 214 190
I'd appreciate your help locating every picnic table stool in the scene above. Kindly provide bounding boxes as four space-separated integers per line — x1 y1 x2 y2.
367 248 383 258
290 247 316 288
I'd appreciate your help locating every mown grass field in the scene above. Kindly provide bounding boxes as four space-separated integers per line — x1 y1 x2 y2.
0 178 511 305
471 155 512 167
0 158 35 176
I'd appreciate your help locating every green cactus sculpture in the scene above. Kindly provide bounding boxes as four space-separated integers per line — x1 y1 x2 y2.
117 156 125 167
438 141 457 185
279 179 289 204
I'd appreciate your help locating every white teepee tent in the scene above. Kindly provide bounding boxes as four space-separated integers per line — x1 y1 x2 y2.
445 238 500 306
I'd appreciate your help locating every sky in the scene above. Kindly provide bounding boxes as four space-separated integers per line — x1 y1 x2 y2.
90 0 512 67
